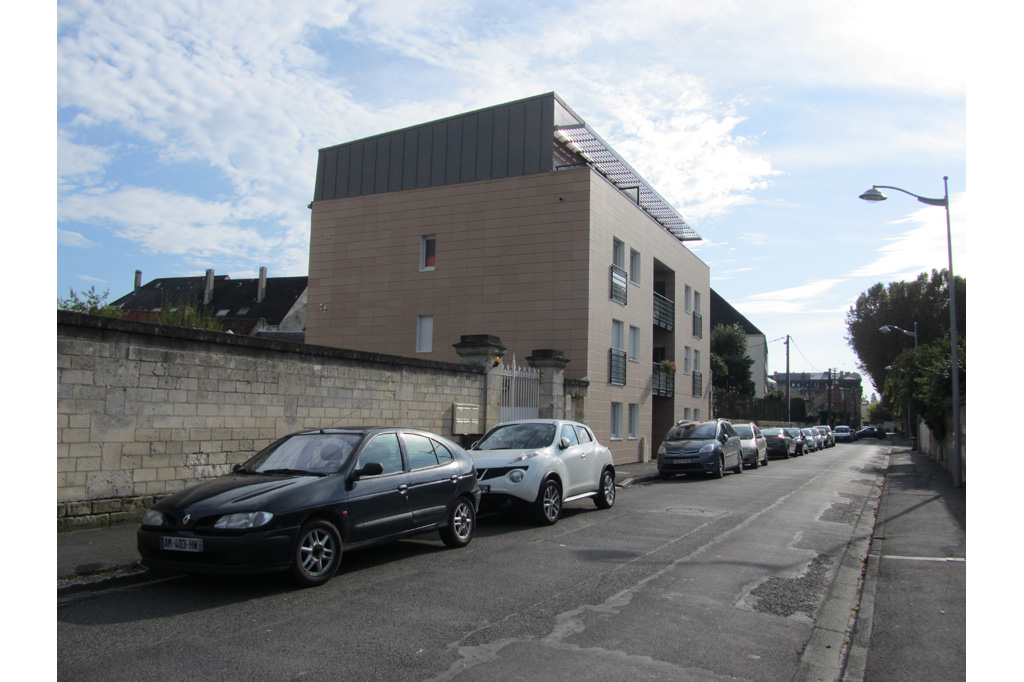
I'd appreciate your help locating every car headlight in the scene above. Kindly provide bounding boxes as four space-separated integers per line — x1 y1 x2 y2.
142 509 166 526
214 511 274 529
699 443 717 454
510 452 538 463
508 469 525 483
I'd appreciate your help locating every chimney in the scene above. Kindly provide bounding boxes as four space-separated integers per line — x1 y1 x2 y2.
257 266 267 303
134 270 142 293
204 269 215 305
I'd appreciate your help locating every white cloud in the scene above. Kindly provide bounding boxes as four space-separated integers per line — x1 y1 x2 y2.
735 279 848 315
57 228 98 249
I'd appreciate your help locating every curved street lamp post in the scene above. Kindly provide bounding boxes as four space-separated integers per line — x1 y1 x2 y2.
860 178 962 487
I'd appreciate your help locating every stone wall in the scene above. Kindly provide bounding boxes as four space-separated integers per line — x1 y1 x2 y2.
57 312 492 530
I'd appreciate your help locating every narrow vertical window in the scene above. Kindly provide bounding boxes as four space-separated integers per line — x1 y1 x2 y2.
694 349 701 373
612 239 625 269
694 408 701 421
629 249 641 285
684 346 692 373
416 315 433 352
610 402 623 440
628 404 639 439
685 285 692 313
694 291 701 314
612 320 624 350
628 326 640 362
421 236 436 271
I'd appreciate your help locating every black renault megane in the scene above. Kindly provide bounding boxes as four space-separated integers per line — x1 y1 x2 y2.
137 427 480 586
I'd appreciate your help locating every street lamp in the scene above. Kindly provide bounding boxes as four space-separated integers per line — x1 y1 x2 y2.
860 177 961 487
880 323 918 446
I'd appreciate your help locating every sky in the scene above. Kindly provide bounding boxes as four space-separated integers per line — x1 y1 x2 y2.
48 0 971 398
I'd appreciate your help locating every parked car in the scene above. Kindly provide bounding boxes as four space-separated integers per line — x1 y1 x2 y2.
784 427 807 455
833 425 854 442
818 426 834 448
734 422 768 469
857 426 887 440
763 427 794 459
137 427 481 586
801 427 820 452
469 419 615 525
657 419 744 479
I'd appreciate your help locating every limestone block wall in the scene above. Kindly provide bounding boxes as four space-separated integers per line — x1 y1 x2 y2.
57 312 489 529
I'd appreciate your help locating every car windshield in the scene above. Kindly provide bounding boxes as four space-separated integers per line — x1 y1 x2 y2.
665 422 718 441
836 427 849 432
802 429 815 435
763 428 784 436
475 423 557 450
239 433 363 475
734 425 754 438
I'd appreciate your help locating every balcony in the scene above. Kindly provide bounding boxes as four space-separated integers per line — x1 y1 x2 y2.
610 265 628 305
609 348 627 385
652 364 675 397
692 370 703 397
692 311 703 338
653 292 674 331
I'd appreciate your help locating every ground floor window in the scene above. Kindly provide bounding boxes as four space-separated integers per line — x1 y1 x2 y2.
610 402 623 440
628 403 639 439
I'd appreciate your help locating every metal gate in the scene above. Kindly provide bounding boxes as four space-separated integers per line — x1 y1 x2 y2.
500 355 541 422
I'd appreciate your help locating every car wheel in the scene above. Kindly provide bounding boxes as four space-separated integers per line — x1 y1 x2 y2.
439 496 476 548
733 453 743 474
291 518 342 587
534 479 562 525
594 468 616 509
762 451 768 467
712 455 725 479
750 452 759 469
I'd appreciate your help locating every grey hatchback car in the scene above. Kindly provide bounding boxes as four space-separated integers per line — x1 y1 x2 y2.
657 419 744 479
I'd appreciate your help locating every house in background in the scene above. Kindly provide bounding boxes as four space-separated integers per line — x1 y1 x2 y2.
772 371 864 426
109 267 307 339
305 92 712 463
709 289 769 396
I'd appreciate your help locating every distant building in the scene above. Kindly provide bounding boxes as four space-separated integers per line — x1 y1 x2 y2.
709 289 768 396
305 92 712 463
109 268 307 338
772 371 863 426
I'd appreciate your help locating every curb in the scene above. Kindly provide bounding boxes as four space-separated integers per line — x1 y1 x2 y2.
57 562 152 597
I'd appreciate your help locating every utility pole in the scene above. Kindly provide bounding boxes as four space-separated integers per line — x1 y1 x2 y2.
827 369 834 427
785 335 791 423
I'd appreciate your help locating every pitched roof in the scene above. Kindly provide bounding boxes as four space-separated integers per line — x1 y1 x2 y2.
709 289 764 337
110 274 307 329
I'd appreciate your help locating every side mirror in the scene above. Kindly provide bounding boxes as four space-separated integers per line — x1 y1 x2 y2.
559 437 571 450
353 462 384 479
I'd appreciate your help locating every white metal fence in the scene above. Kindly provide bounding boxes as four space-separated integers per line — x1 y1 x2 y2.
500 355 541 422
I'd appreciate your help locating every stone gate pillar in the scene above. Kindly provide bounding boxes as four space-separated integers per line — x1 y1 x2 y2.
527 349 570 420
453 335 506 433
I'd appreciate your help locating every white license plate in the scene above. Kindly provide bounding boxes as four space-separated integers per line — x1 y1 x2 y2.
161 536 204 553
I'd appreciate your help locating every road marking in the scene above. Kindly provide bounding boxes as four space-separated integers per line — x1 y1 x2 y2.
881 555 965 563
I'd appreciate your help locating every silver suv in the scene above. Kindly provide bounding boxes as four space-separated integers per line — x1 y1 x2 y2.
657 419 744 480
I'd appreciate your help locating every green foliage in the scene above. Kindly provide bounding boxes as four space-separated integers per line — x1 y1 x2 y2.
867 402 893 423
710 323 755 396
57 286 123 317
883 338 966 440
152 303 223 332
845 269 965 399
790 396 807 421
764 389 784 402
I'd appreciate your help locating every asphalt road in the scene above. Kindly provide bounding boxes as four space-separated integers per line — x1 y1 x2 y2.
58 443 887 682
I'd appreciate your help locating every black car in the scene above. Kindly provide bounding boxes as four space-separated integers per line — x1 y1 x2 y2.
857 426 887 440
138 427 481 586
784 427 807 455
762 428 794 459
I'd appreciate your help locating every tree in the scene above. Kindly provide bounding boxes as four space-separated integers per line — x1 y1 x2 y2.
883 338 966 440
845 269 965 404
710 323 755 396
57 286 123 318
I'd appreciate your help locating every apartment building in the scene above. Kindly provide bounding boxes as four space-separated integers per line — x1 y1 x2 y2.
306 93 711 463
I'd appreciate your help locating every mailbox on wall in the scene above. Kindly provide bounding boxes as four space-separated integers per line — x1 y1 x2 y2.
452 403 480 435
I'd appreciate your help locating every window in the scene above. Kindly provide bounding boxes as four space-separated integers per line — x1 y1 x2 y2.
684 346 692 374
416 315 433 352
628 326 640 362
683 407 691 421
575 425 593 443
628 404 639 439
685 285 692 313
612 320 624 350
694 408 701 421
629 249 641 285
613 238 625 269
560 424 580 446
610 402 623 439
694 291 701 314
357 433 404 475
421 236 436 271
694 349 701 373
404 433 442 470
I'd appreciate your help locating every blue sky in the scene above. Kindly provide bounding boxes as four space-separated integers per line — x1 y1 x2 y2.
49 0 971 397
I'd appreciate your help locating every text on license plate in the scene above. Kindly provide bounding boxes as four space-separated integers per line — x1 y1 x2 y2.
161 536 203 553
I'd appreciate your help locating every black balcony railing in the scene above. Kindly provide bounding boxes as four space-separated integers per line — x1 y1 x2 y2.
692 311 703 338
609 348 627 385
692 370 703 397
653 292 674 331
652 364 675 397
610 265 628 305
